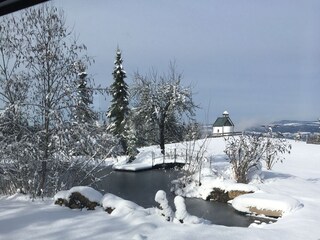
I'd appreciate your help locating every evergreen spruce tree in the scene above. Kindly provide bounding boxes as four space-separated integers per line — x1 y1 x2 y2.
74 62 97 125
67 62 99 156
107 48 130 153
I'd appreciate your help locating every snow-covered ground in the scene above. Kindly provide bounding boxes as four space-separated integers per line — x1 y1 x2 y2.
0 138 320 240
112 147 186 171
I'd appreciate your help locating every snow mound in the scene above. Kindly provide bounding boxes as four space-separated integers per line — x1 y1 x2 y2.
174 175 259 200
173 196 210 224
112 149 157 171
54 187 102 202
232 192 303 217
154 190 174 221
225 183 259 193
67 186 103 203
101 193 147 217
135 148 162 163
6 193 31 201
113 162 152 171
53 190 69 202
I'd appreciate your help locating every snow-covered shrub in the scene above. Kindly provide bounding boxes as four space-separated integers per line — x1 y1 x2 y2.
0 132 42 196
53 190 69 206
101 193 147 217
225 135 265 183
174 196 188 223
183 138 209 185
264 137 291 170
154 190 174 221
54 186 103 210
173 196 207 224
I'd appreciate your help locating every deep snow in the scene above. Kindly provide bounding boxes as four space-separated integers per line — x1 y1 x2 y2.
0 138 320 240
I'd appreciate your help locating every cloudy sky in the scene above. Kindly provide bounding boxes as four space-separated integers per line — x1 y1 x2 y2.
52 0 320 130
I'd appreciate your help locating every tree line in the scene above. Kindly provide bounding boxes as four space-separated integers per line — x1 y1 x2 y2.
0 5 199 196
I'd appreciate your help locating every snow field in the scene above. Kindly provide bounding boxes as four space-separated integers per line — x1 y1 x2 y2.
0 137 320 239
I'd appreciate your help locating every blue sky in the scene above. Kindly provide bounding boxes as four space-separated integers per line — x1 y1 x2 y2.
52 0 320 130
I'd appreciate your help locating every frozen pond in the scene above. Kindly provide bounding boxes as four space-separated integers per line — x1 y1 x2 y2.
96 167 271 227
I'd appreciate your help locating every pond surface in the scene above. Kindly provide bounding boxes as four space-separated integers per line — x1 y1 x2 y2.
95 167 271 227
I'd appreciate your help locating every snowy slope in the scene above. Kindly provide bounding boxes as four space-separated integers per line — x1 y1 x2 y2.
0 138 320 240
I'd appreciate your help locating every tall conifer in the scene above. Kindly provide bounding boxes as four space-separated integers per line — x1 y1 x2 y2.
107 48 130 152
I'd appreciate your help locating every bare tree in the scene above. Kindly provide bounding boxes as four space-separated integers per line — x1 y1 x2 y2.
132 63 197 154
0 15 34 196
0 5 116 196
183 137 209 186
4 5 92 195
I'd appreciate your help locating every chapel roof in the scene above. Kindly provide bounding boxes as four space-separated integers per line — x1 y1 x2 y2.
213 111 234 127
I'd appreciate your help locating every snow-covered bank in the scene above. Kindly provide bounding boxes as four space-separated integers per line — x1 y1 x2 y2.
0 138 320 239
232 192 303 217
112 147 186 171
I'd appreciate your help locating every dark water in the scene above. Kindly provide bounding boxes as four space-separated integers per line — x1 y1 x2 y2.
95 167 271 227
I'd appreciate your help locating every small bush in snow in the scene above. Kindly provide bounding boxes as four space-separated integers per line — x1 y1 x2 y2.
173 196 210 225
264 137 291 170
101 193 146 217
67 192 98 210
54 186 102 210
154 190 174 222
174 196 188 223
225 135 265 183
54 190 69 206
225 134 291 183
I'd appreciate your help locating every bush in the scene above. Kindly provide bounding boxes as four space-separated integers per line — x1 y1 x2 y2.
225 135 265 183
225 134 292 183
264 137 291 170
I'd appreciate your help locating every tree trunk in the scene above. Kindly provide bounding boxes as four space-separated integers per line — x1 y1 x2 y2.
159 121 165 155
120 137 128 155
38 100 50 196
38 160 47 196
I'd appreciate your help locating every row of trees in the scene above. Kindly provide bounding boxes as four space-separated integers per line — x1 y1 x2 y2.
0 5 118 196
106 51 199 156
0 4 293 196
0 4 199 196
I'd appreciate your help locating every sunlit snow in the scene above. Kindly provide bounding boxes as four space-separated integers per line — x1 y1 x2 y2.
0 138 320 239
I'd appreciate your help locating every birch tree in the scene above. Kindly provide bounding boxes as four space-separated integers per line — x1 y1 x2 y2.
0 5 114 196
12 5 91 195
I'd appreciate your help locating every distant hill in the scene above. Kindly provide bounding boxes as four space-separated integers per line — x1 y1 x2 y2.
245 120 320 139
